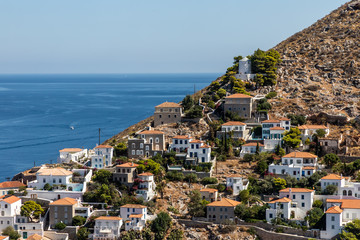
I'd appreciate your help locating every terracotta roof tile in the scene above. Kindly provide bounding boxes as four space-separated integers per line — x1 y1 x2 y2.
129 214 143 218
0 236 8 240
27 234 42 240
200 188 218 193
0 181 25 189
261 119 280 123
278 117 290 121
138 172 153 176
155 102 182 108
59 148 84 152
207 198 241 207
120 204 147 209
200 144 211 148
173 135 191 139
242 142 264 147
96 216 122 221
225 93 252 99
270 127 285 130
38 167 73 176
303 166 315 170
222 121 246 126
2 196 21 204
321 174 343 180
298 125 328 130
282 152 318 158
95 145 113 149
190 140 204 143
140 130 164 135
326 206 343 214
116 162 139 168
326 199 360 209
50 197 78 206
279 188 314 193
268 197 291 203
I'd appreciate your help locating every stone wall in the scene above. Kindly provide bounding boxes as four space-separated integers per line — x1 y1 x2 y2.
339 155 360 162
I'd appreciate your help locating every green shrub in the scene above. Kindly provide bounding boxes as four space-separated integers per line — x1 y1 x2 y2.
265 91 277 99
55 222 67 230
184 173 198 183
201 177 218 185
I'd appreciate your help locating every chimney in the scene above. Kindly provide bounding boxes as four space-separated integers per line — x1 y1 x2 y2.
289 188 292 200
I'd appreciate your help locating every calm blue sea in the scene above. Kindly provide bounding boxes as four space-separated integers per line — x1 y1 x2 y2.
0 73 220 181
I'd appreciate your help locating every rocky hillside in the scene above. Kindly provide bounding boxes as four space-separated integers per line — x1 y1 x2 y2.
272 0 360 119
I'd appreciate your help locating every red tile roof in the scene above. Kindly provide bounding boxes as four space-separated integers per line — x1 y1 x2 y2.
278 117 290 121
326 206 343 214
298 125 328 130
261 119 280 123
200 144 211 148
140 130 164 135
207 198 241 207
279 188 314 193
321 174 343 180
59 148 84 152
225 93 252 99
200 188 218 193
0 181 25 189
129 214 143 218
120 204 147 209
243 142 264 147
190 140 203 143
96 216 122 220
173 135 191 139
303 166 315 170
326 199 360 209
50 197 78 206
95 145 113 149
116 162 139 168
2 196 21 204
282 152 318 158
156 102 182 108
138 172 153 176
222 121 246 126
268 197 291 203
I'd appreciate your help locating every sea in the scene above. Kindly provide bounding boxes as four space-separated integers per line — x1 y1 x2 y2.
0 73 220 181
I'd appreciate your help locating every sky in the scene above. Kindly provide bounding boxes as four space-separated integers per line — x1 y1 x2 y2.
0 0 349 74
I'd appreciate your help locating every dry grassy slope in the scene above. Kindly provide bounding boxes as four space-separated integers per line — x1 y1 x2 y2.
271 0 360 118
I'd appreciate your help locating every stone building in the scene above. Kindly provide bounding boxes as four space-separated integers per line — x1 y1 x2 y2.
128 130 165 159
154 102 183 127
113 162 139 187
207 198 241 223
223 94 253 119
49 197 79 227
319 137 341 155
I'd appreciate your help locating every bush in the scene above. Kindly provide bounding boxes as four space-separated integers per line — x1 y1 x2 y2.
166 171 185 182
55 222 67 230
77 227 89 240
2 226 20 240
167 229 183 240
184 173 198 183
151 212 172 240
72 216 86 226
217 89 227 98
265 91 277 99
43 183 52 191
324 184 337 195
201 177 218 185
185 105 203 118
323 153 340 168
312 200 323 209
182 95 194 111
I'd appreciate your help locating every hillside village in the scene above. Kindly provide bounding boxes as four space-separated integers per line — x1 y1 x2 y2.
1 1 360 240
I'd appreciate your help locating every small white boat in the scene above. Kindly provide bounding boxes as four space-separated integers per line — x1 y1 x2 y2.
70 126 75 130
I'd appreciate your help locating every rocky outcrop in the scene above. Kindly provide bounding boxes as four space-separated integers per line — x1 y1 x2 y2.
272 0 360 118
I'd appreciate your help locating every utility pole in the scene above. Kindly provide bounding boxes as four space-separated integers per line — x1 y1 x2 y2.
194 84 196 95
99 128 101 145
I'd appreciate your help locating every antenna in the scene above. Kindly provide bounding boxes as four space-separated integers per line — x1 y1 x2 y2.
99 128 101 145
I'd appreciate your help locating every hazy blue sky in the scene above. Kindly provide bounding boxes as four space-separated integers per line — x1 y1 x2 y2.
0 0 348 73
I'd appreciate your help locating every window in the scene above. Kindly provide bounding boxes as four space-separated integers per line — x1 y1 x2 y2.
59 178 62 183
168 115 171 118
155 138 159 143
331 225 335 229
175 140 178 144
132 143 135 148
293 195 296 199
269 213 273 218
132 150 135 155
43 179 46 183
203 149 206 154
180 140 183 144
140 143 143 148
331 216 335 221
4 204 7 208
220 208 222 211
301 195 304 200
301 203 305 207
159 115 162 118
146 146 149 150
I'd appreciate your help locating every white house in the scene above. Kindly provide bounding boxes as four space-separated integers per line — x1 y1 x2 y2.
298 125 330 142
0 196 21 233
0 181 26 196
135 172 156 201
217 121 249 140
120 204 147 231
58 148 87 164
266 197 292 222
188 140 212 163
169 135 192 153
263 127 286 151
240 142 264 157
320 174 360 197
278 188 314 218
93 216 123 240
261 118 290 139
91 145 114 169
28 168 73 190
236 57 256 81
268 152 318 179
321 198 360 239
226 175 249 196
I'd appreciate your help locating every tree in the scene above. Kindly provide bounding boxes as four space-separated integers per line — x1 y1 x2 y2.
156 180 167 199
184 173 198 183
283 128 302 149
312 200 323 209
249 49 281 86
137 159 162 175
340 219 360 240
257 98 272 111
43 183 52 191
275 144 285 157
114 142 127 157
255 142 260 154
72 215 86 226
167 229 183 240
77 227 89 240
188 190 208 217
182 95 194 111
324 184 337 195
2 226 20 240
92 169 112 184
217 89 226 98
201 177 218 185
323 153 340 168
255 160 268 175
151 212 172 240
273 178 286 192
287 114 306 126
55 222 66 230
315 129 326 138
185 105 203 118
20 201 44 221
305 208 324 228
238 190 250 203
